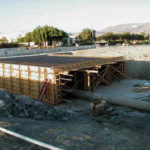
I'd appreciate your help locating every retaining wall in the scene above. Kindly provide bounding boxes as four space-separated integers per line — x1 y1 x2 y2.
125 60 150 80
0 45 96 57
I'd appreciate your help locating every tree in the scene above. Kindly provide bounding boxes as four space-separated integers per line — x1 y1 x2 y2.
144 33 149 40
78 28 95 45
121 32 131 43
0 37 8 43
17 26 68 47
24 32 34 45
16 35 24 43
101 32 115 42
97 36 102 41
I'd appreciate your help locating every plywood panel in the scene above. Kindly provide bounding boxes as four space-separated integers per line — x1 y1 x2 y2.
0 63 59 104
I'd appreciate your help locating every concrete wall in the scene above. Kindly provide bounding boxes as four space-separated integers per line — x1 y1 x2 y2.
125 60 150 80
0 45 96 57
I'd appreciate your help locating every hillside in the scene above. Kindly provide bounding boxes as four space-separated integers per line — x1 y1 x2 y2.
97 22 150 35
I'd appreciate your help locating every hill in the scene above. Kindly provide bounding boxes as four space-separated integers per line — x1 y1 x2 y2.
97 22 150 35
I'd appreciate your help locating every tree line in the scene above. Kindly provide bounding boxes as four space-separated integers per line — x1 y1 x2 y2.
1 27 150 49
17 26 68 47
96 32 150 44
76 30 150 45
0 37 19 48
17 27 96 46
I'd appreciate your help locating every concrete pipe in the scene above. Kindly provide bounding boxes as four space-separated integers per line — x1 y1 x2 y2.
72 90 150 112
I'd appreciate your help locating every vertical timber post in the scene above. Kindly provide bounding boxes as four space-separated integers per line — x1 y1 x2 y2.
87 72 91 91
122 61 125 79
10 64 13 91
19 65 22 94
105 65 112 85
28 66 31 95
84 72 87 90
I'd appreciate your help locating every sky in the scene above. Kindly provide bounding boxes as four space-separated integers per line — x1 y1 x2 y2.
0 0 150 40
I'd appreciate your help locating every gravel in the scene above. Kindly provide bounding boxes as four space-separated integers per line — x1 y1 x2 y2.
0 89 74 121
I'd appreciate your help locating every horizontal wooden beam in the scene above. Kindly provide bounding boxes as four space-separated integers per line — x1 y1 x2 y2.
59 78 72 81
61 89 73 93
80 70 98 74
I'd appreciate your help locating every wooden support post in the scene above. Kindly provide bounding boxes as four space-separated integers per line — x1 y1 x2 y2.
93 74 100 90
19 65 22 94
121 61 125 79
117 62 122 80
83 72 88 90
105 65 112 85
87 73 91 91
2 64 5 88
96 68 110 85
44 68 48 100
74 72 77 88
111 65 130 79
28 66 31 95
38 67 41 93
55 73 61 104
91 74 95 92
10 65 13 91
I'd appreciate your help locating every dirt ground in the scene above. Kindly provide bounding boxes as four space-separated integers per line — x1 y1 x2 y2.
0 108 150 150
0 79 150 150
71 45 150 61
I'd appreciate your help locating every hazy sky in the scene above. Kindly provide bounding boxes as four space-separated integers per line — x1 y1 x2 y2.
0 0 150 39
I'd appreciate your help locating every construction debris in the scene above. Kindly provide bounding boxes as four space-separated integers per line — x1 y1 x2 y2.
90 100 106 111
90 100 113 116
133 86 150 92
133 82 150 92
0 89 74 121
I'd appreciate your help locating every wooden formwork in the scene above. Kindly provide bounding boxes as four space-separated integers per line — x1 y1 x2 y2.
59 61 128 101
0 55 126 104
0 63 61 104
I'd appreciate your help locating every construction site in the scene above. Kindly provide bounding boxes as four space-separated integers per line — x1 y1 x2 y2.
0 45 150 150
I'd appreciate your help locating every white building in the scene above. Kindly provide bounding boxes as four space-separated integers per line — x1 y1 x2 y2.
64 36 76 45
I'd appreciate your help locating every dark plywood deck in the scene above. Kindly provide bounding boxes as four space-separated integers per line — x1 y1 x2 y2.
0 55 101 65
0 55 124 70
